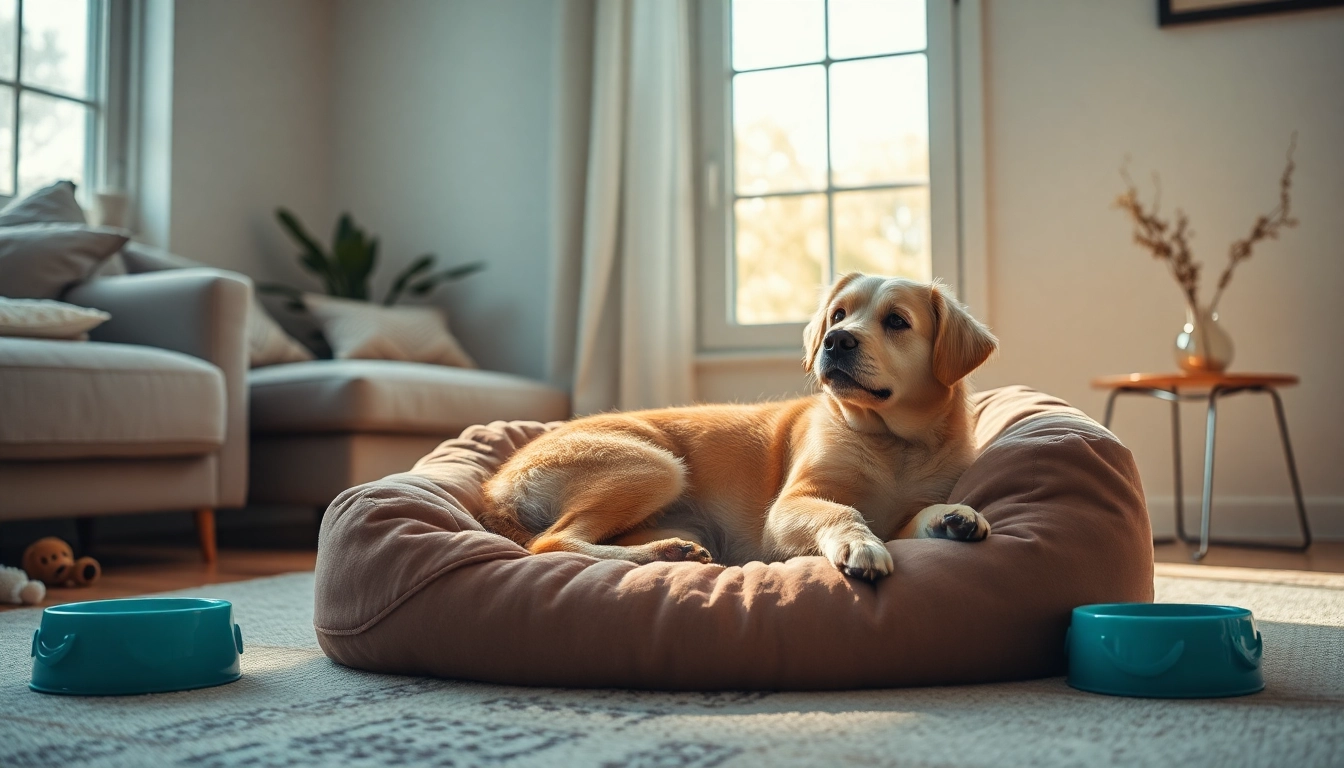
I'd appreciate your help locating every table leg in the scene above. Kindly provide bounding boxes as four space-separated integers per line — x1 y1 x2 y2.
1103 388 1121 429
1196 387 1224 561
1170 392 1189 544
1267 388 1312 550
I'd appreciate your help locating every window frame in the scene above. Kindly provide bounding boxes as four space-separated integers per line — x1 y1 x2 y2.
694 0 963 353
0 0 130 207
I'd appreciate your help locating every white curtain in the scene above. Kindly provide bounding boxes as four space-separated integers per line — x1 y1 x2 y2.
549 0 697 415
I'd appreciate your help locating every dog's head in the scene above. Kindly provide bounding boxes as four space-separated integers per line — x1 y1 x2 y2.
803 273 997 424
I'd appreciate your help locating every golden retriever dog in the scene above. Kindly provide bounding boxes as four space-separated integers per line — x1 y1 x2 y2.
481 273 998 580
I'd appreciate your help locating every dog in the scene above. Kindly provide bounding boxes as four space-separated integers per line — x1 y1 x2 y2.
481 273 998 580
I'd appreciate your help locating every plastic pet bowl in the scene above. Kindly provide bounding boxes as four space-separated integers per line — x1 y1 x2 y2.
1067 603 1263 698
29 598 243 696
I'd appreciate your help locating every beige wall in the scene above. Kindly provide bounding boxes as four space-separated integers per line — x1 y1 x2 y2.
140 0 333 285
974 0 1344 540
329 0 561 381
699 1 1344 540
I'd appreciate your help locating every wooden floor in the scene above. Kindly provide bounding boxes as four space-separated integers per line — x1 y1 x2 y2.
3 534 1341 612
1153 540 1344 572
0 524 318 612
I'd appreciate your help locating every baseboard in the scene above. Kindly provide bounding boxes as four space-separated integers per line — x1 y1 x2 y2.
1146 495 1344 542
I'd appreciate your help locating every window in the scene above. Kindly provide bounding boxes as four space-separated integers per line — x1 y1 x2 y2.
697 0 961 351
0 0 122 202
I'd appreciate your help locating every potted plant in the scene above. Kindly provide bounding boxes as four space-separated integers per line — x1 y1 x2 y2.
262 209 483 308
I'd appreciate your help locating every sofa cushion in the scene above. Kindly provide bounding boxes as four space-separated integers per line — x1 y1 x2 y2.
0 297 109 340
0 224 129 299
0 180 86 227
302 294 476 369
249 360 570 436
0 337 225 460
312 386 1154 690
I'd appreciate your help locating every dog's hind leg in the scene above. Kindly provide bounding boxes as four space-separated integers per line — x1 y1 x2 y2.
483 431 712 564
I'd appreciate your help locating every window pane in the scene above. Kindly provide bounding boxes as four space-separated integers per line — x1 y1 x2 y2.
0 0 15 81
829 0 926 59
732 0 823 71
830 55 928 187
736 194 829 324
0 85 11 196
22 0 90 99
18 93 87 194
734 66 827 195
834 187 931 281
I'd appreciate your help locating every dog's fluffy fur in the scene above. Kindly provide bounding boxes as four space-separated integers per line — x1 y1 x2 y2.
481 273 998 579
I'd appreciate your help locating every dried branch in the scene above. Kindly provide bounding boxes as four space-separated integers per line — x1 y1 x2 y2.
1208 133 1298 312
1115 160 1201 307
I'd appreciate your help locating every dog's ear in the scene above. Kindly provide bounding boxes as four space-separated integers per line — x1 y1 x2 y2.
803 272 863 374
930 281 997 387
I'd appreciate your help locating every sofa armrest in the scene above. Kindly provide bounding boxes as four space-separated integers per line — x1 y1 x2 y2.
65 269 251 508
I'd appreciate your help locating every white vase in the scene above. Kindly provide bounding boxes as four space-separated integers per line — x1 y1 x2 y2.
1174 303 1233 373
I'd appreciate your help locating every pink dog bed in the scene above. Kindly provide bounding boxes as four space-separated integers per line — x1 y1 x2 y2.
313 386 1153 690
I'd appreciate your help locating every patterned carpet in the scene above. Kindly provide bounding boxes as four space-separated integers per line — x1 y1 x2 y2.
0 567 1341 767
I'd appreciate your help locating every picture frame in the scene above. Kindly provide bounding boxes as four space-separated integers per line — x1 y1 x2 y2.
1158 0 1344 26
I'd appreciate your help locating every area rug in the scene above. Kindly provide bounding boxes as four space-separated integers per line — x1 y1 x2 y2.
0 565 1340 768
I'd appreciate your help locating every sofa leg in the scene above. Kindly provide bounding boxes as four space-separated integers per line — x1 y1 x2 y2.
195 508 217 564
76 516 95 554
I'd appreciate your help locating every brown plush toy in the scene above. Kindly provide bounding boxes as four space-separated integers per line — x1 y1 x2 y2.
23 537 100 588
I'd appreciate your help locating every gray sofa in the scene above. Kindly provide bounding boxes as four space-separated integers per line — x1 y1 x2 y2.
62 256 571 513
247 360 570 507
0 269 251 562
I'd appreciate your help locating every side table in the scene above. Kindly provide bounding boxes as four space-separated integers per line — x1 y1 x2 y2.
1091 372 1312 561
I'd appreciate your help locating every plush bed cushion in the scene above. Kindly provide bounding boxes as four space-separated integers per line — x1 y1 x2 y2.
314 386 1153 690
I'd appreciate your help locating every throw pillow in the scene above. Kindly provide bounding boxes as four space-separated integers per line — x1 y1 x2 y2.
247 296 316 367
0 224 130 299
117 242 314 368
303 294 477 368
0 297 109 339
0 181 86 227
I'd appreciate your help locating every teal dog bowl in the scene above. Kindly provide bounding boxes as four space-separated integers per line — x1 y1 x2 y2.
1067 603 1263 698
30 598 243 695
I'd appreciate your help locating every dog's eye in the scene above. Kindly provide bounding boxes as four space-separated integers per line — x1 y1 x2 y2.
884 313 909 331
831 308 845 323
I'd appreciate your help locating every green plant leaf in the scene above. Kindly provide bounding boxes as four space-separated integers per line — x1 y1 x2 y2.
363 238 381 283
276 208 326 259
401 262 486 301
332 226 373 300
297 250 340 295
384 254 435 306
334 213 355 250
434 262 485 281
276 208 334 289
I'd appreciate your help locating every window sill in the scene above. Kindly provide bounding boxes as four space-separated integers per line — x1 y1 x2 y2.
694 349 803 368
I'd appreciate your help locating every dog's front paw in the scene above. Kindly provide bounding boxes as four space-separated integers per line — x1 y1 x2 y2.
824 534 893 581
922 504 990 542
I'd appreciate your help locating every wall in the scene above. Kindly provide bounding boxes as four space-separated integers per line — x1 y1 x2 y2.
142 0 333 285
972 0 1344 540
134 0 174 249
700 1 1344 540
329 0 561 380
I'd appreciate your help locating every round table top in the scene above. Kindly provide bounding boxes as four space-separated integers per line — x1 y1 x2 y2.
1091 372 1299 391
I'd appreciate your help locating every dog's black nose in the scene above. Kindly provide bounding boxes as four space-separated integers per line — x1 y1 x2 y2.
823 329 858 352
